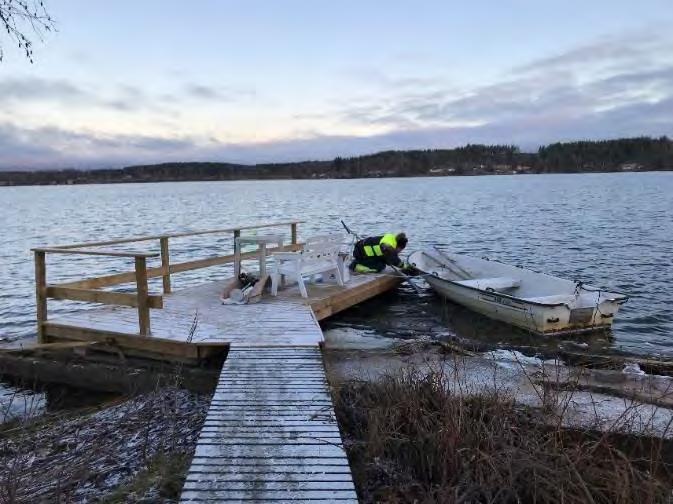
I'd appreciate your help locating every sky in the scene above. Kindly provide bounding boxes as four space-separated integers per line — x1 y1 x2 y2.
1 0 672 170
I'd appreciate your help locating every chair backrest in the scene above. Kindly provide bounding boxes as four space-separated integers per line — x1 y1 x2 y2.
300 236 343 262
304 233 344 246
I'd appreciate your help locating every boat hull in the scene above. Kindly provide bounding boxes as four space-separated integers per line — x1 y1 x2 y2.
410 250 627 336
425 275 619 335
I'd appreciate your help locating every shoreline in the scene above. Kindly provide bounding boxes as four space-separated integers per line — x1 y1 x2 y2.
0 167 670 188
4 343 673 502
2 136 671 186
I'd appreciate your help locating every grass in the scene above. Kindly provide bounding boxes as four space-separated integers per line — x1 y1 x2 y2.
333 368 673 504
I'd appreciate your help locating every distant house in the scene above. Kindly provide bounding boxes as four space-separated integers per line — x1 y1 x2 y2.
429 167 456 175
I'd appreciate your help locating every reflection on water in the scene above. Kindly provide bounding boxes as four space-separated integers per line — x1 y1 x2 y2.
1 383 44 423
1 172 672 358
0 379 120 424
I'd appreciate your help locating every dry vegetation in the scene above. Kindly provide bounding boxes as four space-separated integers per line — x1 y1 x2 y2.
0 387 208 503
334 367 673 504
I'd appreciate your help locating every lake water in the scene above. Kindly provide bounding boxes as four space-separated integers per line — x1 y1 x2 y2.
1 173 672 360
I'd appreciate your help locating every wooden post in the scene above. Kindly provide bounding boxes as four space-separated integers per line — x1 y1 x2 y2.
259 243 267 277
291 223 298 245
34 251 47 343
233 229 241 277
135 256 151 336
160 236 171 294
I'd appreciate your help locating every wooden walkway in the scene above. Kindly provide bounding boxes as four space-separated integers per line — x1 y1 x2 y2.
44 272 401 502
30 222 405 502
180 346 357 502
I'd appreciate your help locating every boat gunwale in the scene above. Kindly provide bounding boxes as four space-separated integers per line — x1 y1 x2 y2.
423 270 629 308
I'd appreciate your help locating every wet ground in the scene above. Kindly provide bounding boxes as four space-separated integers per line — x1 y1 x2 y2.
323 342 673 438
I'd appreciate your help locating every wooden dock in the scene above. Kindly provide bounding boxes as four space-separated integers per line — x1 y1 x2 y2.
28 220 403 502
44 272 399 354
181 347 357 502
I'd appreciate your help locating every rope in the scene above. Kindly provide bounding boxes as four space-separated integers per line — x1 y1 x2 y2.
574 280 609 319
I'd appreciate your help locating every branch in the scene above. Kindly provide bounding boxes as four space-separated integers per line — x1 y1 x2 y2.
0 0 55 63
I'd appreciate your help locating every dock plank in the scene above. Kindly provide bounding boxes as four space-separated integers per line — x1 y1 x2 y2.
47 273 399 348
181 346 357 503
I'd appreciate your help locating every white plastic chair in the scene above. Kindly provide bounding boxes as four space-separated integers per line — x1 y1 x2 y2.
271 236 345 298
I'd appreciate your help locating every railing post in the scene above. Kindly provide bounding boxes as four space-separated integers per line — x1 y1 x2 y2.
34 251 47 343
233 229 241 277
135 256 151 336
291 223 298 245
160 236 171 294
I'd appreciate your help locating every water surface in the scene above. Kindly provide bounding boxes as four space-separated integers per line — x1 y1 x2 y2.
1 173 671 357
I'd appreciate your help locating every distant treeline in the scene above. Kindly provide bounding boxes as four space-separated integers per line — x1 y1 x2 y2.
1 136 671 186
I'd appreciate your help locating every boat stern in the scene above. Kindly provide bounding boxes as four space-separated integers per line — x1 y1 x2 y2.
537 295 628 335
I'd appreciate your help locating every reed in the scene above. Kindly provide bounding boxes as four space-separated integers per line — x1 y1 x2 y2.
333 367 673 504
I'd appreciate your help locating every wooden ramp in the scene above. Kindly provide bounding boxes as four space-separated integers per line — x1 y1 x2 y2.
180 346 357 503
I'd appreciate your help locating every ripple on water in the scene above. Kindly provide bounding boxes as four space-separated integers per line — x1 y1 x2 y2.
0 173 672 356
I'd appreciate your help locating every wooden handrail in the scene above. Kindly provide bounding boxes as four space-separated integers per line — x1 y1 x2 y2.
46 286 163 309
31 247 159 258
55 243 304 289
33 220 302 340
46 220 304 250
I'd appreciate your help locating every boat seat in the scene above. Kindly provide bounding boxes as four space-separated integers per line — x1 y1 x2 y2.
523 294 576 305
453 277 520 291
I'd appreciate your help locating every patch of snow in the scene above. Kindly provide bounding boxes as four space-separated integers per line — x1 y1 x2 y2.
0 388 209 503
324 327 400 350
622 362 646 376
484 349 563 368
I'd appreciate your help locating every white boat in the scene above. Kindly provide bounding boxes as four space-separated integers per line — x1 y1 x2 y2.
408 249 628 335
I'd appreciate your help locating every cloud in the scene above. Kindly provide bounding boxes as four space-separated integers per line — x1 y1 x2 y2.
2 89 673 171
0 76 256 116
183 83 256 102
0 77 152 113
327 30 673 143
0 122 204 170
184 84 222 100
1 29 672 170
511 30 671 75
0 77 91 104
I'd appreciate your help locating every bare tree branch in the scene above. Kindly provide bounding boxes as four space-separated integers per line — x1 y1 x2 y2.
0 0 54 63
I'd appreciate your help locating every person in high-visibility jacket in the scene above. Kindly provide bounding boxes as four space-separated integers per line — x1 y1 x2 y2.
350 232 409 273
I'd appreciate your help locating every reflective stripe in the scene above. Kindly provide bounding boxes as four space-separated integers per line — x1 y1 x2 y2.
355 264 378 273
380 234 397 249
363 234 396 257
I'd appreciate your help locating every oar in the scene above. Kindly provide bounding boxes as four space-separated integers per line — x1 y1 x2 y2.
421 251 471 280
340 220 362 240
390 263 423 294
430 247 472 279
